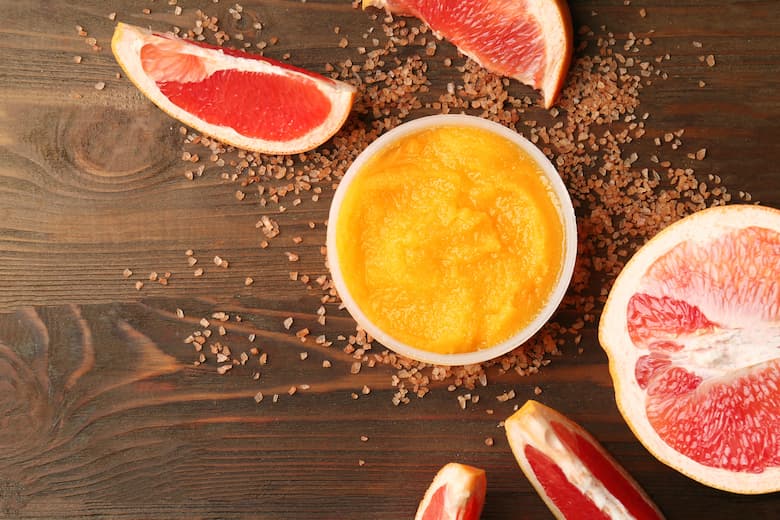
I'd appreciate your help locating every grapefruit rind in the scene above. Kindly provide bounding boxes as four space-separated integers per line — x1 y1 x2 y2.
530 0 572 109
414 462 486 520
111 22 356 155
506 400 664 520
599 204 780 495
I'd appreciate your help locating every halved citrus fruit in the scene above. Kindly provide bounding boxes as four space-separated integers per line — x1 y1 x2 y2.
599 204 780 494
362 0 572 108
415 462 486 520
111 22 356 155
506 400 664 520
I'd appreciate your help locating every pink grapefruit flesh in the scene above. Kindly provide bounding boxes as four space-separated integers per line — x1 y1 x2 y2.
599 204 780 494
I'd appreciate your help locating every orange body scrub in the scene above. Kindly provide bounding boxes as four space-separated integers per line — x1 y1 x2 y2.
334 124 566 356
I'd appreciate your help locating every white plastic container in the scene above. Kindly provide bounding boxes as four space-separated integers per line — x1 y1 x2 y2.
327 114 577 366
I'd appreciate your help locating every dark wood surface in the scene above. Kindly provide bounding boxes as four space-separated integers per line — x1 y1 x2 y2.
1 0 779 518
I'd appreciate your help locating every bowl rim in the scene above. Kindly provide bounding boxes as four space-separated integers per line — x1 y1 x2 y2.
326 114 578 366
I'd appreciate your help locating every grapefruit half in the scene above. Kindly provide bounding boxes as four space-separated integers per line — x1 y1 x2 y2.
599 204 780 494
415 463 486 520
111 22 356 155
506 400 664 520
363 0 572 108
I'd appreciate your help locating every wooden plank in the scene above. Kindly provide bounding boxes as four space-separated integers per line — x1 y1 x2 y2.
0 0 778 518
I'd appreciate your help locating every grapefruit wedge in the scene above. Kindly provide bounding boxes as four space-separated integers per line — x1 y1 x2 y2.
599 205 780 494
363 0 572 108
415 463 486 520
111 22 356 155
505 400 664 520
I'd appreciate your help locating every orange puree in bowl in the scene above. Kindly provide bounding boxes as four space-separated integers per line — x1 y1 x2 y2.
335 125 565 355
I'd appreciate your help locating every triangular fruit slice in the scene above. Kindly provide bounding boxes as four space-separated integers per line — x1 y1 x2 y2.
599 204 780 494
363 0 572 108
111 22 356 155
415 462 487 520
506 400 664 520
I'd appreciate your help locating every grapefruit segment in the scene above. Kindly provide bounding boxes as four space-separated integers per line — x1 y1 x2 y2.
506 400 664 520
363 0 572 108
414 463 486 520
111 22 356 154
600 205 780 494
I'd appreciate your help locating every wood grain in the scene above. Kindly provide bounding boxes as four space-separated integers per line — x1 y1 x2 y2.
0 0 779 518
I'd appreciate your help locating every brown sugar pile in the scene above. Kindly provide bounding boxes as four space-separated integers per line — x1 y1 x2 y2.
143 7 747 403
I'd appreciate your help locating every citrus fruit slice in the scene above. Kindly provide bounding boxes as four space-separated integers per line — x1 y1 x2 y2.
415 462 486 520
599 204 780 494
506 400 664 520
362 0 572 108
111 22 356 155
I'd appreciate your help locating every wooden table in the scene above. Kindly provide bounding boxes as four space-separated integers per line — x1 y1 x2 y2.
1 1 778 518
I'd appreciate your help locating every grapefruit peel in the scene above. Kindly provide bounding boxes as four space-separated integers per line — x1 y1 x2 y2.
414 462 486 520
506 400 664 520
599 205 780 494
111 22 356 155
362 0 572 108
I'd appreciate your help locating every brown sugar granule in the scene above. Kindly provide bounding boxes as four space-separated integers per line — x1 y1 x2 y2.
182 14 737 405
193 268 204 277
108 12 116 21
134 281 144 290
358 459 365 466
217 364 232 375
534 386 543 396
496 390 516 402
338 37 349 48
322 360 332 368
283 317 293 330
706 54 716 67
360 435 369 442
122 268 133 278
94 81 105 90
244 277 254 286
484 437 494 447
73 55 82 64
254 391 264 403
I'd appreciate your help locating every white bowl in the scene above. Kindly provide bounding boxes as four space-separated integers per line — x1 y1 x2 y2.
327 114 577 366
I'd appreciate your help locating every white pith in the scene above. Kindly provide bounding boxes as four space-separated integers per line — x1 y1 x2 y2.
654 326 780 381
414 463 484 520
506 401 661 520
600 205 780 494
111 23 356 155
